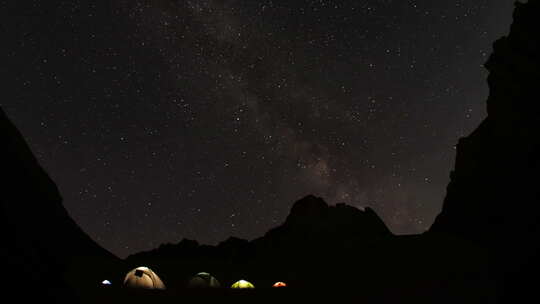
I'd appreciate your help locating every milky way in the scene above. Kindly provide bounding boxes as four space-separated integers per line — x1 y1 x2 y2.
1 0 515 257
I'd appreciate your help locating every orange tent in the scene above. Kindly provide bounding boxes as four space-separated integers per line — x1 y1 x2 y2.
272 282 287 288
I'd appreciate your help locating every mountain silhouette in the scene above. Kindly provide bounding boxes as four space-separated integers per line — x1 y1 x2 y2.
0 108 123 302
275 194 391 236
125 195 394 289
430 1 540 301
123 194 497 304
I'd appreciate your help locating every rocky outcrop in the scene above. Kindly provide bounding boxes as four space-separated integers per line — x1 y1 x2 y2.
430 1 540 301
283 194 390 235
254 195 391 251
431 0 540 259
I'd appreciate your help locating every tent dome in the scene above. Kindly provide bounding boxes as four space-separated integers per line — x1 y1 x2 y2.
188 272 221 288
231 280 255 289
123 266 166 290
101 280 112 285
272 281 287 287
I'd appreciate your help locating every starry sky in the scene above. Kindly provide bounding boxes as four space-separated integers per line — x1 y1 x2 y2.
1 0 515 258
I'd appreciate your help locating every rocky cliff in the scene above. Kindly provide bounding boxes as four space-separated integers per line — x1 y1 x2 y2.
430 1 540 301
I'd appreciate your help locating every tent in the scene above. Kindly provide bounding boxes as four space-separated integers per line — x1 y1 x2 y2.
188 272 221 288
272 281 287 288
231 280 255 289
123 266 166 290
101 280 112 285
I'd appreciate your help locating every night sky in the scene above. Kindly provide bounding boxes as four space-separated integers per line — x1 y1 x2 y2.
2 1 515 258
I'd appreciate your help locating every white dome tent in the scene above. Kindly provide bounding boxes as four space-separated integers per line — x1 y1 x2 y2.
123 266 166 290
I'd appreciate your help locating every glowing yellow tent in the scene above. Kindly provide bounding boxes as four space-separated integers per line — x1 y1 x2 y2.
123 266 166 290
231 279 255 289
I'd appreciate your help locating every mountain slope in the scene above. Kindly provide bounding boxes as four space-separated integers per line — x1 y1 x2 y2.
0 107 122 301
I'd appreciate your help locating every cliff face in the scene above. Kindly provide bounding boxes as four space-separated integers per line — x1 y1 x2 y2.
0 107 122 300
430 0 540 299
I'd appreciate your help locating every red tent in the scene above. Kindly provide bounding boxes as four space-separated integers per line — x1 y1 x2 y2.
272 282 287 288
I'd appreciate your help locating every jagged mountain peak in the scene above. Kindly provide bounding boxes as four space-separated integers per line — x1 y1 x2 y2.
285 195 329 223
280 195 390 236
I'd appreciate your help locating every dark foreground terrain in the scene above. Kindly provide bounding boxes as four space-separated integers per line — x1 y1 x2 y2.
80 281 497 304
2 1 540 303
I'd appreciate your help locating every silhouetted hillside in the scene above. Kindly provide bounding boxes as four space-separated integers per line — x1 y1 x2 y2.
430 1 540 302
124 195 495 303
126 195 393 289
0 107 123 302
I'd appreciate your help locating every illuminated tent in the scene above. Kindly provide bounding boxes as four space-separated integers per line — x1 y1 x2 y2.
101 280 112 285
188 272 221 288
231 280 255 289
123 266 166 290
272 281 287 288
